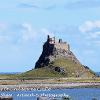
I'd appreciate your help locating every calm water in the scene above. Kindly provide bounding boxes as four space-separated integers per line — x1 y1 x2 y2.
0 88 100 100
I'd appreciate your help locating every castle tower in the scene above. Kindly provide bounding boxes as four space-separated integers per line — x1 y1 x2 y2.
47 35 50 42
47 35 56 44
59 39 62 43
54 37 55 43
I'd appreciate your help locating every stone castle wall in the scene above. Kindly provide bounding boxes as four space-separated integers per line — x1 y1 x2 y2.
54 42 70 51
47 35 70 51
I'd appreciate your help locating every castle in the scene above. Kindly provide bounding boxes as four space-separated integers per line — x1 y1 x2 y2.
35 35 71 68
47 35 70 51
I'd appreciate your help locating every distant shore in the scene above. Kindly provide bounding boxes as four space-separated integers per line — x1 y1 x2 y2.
0 82 100 91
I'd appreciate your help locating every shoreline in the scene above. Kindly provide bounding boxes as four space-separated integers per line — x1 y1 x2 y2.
0 82 100 91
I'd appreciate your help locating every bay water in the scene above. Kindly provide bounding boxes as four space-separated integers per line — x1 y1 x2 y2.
0 88 100 100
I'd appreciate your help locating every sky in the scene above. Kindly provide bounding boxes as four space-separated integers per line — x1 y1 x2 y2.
0 0 100 72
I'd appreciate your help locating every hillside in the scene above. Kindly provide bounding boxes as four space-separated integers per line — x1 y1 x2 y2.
18 35 96 78
19 58 95 78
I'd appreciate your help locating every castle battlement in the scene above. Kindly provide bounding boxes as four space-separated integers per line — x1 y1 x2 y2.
47 35 70 51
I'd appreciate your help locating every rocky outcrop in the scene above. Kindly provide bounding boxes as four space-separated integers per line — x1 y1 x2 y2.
35 35 81 69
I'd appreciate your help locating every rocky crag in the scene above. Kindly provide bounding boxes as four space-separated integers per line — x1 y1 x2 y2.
34 35 95 77
35 35 80 68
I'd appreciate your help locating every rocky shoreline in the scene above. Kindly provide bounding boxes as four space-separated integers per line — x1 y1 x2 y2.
0 82 100 91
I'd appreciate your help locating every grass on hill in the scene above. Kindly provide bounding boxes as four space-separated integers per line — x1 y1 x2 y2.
0 58 96 80
16 58 95 79
17 68 65 79
51 58 95 77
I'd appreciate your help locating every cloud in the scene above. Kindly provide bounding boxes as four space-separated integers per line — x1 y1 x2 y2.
65 0 100 9
79 20 100 44
18 0 100 11
18 2 56 10
0 23 36 44
79 21 94 33
79 20 100 39
89 32 100 38
19 3 40 9
0 22 56 45
79 20 100 33
44 4 56 10
19 24 55 42
20 23 36 42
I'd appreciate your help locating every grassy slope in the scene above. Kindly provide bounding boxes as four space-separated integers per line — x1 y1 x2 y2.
52 58 95 77
17 68 64 79
0 58 95 79
17 58 95 78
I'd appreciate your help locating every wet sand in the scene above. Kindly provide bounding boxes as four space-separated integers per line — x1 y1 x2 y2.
0 82 100 91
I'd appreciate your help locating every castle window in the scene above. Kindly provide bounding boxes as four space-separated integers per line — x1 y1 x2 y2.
59 39 62 43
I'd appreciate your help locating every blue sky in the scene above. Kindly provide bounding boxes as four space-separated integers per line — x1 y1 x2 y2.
0 0 100 72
